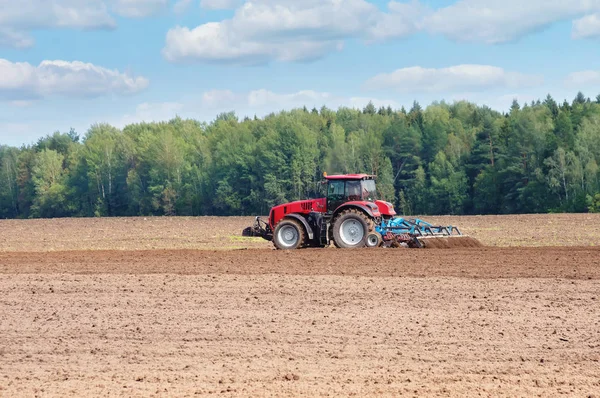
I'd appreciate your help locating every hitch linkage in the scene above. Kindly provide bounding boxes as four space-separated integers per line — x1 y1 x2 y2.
242 216 273 241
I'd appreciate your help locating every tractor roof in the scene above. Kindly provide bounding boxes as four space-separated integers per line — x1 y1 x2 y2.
324 173 376 180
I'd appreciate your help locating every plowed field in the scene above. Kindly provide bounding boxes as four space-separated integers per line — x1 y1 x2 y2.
1 215 600 397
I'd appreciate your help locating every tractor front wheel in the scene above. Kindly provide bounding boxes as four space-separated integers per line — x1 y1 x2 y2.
332 209 373 249
273 218 306 250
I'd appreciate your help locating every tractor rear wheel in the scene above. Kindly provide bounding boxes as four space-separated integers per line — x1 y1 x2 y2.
273 218 306 250
332 209 374 249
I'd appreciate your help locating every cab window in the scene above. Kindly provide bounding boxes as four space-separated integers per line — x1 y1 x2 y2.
328 180 345 201
362 179 377 200
346 180 362 201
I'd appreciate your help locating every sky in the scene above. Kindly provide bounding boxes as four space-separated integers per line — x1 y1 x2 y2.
1 0 600 147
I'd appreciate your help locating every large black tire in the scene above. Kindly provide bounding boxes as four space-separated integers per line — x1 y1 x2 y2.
273 218 306 250
331 209 374 249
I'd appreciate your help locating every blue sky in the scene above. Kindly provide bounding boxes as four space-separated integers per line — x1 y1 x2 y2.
2 0 600 147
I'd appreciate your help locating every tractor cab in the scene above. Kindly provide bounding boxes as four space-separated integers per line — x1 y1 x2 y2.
324 174 378 212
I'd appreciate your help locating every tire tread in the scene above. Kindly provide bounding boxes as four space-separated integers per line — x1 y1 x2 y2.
273 218 306 250
331 209 375 249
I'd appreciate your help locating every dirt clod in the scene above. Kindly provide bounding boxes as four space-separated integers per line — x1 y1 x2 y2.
284 374 300 381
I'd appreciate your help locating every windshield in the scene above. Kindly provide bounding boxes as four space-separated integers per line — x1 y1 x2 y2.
362 179 378 201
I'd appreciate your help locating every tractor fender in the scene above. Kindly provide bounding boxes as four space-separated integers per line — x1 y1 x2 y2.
282 214 314 240
332 203 379 220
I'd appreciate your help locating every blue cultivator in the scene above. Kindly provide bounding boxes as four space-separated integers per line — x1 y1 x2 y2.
373 217 482 248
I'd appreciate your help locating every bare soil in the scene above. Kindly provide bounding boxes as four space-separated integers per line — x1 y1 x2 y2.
1 247 600 279
1 213 599 252
1 215 600 396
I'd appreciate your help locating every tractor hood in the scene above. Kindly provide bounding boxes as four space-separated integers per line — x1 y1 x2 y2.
374 200 396 216
270 198 327 214
268 198 327 228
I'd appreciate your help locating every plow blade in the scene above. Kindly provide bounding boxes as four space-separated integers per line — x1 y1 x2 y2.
416 235 483 249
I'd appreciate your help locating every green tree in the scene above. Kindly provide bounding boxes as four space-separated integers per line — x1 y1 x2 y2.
0 146 19 217
587 194 600 212
554 111 575 150
83 124 124 216
382 114 422 200
428 151 468 215
31 149 71 217
465 117 499 213
421 105 450 164
544 147 576 204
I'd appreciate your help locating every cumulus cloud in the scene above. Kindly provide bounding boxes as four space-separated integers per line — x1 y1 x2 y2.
364 65 543 93
110 0 168 18
173 0 193 14
572 14 600 39
198 88 400 112
0 59 149 100
200 0 243 9
0 0 115 48
164 22 344 64
0 28 35 49
0 0 167 48
107 88 400 130
163 0 423 64
565 70 600 87
424 0 600 44
202 89 334 108
115 102 185 126
163 0 600 64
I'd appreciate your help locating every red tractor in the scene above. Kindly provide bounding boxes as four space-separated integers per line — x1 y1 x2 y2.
243 173 481 249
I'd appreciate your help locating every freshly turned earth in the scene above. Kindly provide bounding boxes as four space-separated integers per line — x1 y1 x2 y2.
1 215 599 397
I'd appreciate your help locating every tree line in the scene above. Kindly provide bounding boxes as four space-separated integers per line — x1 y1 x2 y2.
1 92 600 219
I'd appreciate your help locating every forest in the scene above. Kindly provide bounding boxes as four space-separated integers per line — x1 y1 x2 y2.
1 92 600 219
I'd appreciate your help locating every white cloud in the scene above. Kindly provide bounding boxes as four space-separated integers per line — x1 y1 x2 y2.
200 0 243 9
198 88 400 112
472 93 540 111
572 14 600 39
163 0 422 64
163 0 600 64
565 70 600 87
202 89 238 107
0 0 116 48
0 0 168 48
200 89 334 109
115 102 184 126
107 89 400 129
164 22 344 64
0 59 149 100
9 100 36 107
173 0 193 14
424 0 600 44
364 65 543 93
369 1 429 41
110 0 168 17
0 28 35 49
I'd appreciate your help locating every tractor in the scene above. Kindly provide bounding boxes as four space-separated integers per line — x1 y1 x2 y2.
242 173 482 249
